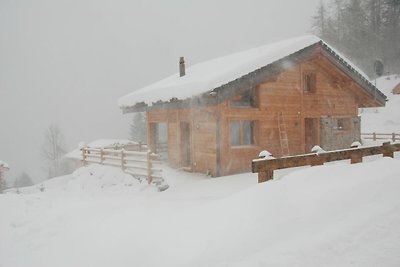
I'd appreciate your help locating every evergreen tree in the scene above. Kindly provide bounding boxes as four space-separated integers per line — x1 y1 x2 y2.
0 171 5 193
14 172 34 188
0 161 9 193
129 112 147 143
312 1 328 38
311 0 400 76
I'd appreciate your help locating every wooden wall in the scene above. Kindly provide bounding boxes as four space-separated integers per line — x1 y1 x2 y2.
147 54 365 177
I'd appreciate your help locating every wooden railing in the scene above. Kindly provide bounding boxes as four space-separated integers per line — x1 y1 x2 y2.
81 148 162 184
252 142 400 183
362 132 400 142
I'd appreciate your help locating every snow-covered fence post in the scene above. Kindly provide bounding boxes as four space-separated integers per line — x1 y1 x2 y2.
392 133 396 142
382 142 394 158
350 142 363 164
373 132 377 141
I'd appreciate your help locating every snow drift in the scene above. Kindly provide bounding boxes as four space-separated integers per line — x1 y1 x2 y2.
1 156 400 266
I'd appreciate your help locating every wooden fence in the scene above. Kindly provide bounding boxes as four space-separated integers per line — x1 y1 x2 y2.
252 142 400 183
81 147 162 184
362 132 400 142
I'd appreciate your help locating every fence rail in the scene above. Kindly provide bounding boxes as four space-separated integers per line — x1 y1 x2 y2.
252 142 400 183
81 147 162 184
362 132 400 142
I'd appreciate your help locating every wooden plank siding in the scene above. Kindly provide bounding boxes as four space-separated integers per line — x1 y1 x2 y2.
146 55 365 176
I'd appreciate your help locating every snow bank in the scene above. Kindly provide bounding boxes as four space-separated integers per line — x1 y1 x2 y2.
1 157 400 266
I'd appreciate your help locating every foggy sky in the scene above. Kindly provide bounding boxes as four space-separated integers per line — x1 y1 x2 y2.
0 0 319 182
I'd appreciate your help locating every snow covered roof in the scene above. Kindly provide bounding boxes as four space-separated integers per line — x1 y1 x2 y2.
375 75 400 95
0 160 9 170
66 139 139 159
119 35 386 111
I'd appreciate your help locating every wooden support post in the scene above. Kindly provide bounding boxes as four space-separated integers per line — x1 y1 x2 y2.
373 132 376 141
147 151 152 184
392 133 396 142
121 149 125 170
100 149 104 164
311 156 325 166
258 170 273 183
382 142 394 158
82 148 87 166
350 151 363 164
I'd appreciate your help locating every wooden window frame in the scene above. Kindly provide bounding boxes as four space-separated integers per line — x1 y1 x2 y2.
230 120 257 147
303 72 316 93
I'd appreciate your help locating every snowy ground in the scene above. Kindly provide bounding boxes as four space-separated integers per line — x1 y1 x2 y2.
1 154 400 267
1 78 400 267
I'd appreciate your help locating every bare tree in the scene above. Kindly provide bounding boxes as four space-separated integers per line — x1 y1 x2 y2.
129 112 147 143
41 123 68 178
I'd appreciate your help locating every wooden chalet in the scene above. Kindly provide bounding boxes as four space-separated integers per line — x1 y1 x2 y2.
392 82 400 94
119 36 386 176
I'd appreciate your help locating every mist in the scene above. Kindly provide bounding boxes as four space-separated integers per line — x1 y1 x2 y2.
0 0 319 183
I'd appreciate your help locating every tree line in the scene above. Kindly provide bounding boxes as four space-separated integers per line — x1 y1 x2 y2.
312 0 400 77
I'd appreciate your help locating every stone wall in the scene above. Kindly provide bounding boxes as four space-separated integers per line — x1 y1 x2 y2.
320 116 361 151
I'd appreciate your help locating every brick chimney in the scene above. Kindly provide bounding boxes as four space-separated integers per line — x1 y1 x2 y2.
179 57 185 77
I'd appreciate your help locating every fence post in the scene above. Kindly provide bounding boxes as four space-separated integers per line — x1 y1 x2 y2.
373 132 376 141
100 148 104 164
392 133 396 142
350 150 363 164
121 149 125 170
258 170 273 183
139 141 142 151
382 142 394 158
82 147 87 166
147 151 152 184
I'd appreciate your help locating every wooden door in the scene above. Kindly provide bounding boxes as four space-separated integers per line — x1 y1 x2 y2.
305 118 319 153
180 122 191 167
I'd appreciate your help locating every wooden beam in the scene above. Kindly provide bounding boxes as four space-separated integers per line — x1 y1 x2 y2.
252 142 400 182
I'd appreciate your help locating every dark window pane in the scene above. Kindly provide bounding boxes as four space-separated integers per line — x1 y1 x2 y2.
304 73 316 92
230 121 241 146
242 121 254 145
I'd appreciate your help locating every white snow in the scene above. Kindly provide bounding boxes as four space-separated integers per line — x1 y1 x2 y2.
119 35 373 108
360 74 400 134
1 154 400 267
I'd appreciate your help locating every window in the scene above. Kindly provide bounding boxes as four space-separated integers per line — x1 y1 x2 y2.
303 73 316 93
335 118 350 130
230 120 256 146
230 89 257 108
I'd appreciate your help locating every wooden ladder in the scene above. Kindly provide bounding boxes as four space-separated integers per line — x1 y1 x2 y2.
277 112 290 156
